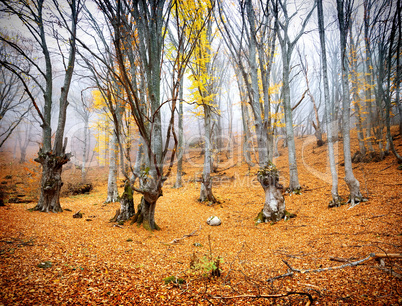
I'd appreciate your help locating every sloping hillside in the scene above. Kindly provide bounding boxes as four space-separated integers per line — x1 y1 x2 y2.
0 128 401 305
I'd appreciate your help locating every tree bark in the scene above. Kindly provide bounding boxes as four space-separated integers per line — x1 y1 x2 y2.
317 0 341 205
363 0 375 152
246 0 269 167
256 164 285 223
174 78 184 188
350 31 366 156
282 58 300 191
272 0 315 191
132 195 160 231
106 132 119 203
114 181 134 222
396 0 402 137
199 105 216 203
336 0 363 206
34 149 70 212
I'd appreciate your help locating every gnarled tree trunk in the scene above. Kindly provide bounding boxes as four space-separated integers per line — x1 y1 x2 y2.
132 195 160 231
34 150 70 212
256 164 285 223
114 181 134 222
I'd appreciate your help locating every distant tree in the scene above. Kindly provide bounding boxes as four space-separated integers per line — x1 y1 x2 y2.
16 118 39 164
0 40 31 148
70 90 94 182
271 0 316 191
362 0 376 153
219 0 287 222
297 48 324 147
349 26 367 157
186 0 219 203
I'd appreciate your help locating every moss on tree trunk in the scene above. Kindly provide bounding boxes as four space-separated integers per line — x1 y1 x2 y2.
112 181 135 222
131 196 160 231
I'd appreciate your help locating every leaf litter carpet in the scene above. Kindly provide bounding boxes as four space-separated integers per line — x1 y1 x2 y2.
0 132 401 305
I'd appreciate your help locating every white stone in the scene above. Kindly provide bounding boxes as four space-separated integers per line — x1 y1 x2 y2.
206 216 221 226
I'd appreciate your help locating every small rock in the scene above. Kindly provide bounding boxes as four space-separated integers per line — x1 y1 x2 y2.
73 211 83 218
37 261 52 269
207 216 221 226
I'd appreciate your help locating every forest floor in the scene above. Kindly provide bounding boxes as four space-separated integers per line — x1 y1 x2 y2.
0 127 401 305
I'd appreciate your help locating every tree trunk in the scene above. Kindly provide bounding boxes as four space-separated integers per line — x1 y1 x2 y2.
256 164 285 223
174 79 184 188
81 121 89 182
113 181 134 222
363 10 375 152
199 106 216 203
374 46 386 160
396 0 402 137
19 147 27 164
350 32 366 156
106 132 119 203
245 0 269 167
237 70 254 167
241 100 253 166
317 0 341 206
384 6 402 162
272 0 314 191
132 196 160 231
34 150 70 212
337 0 363 206
282 62 300 191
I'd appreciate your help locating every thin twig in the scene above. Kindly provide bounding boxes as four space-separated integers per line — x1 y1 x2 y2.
267 271 294 282
282 253 375 274
379 161 397 172
161 225 201 245
211 291 314 304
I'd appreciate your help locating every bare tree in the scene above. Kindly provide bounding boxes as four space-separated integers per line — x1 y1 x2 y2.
271 0 316 191
70 90 94 182
0 40 31 148
336 0 363 206
297 48 324 146
317 0 341 206
384 0 402 162
0 0 82 212
79 0 211 229
218 0 287 222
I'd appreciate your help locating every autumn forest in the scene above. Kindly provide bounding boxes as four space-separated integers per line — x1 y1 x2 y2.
0 0 401 304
